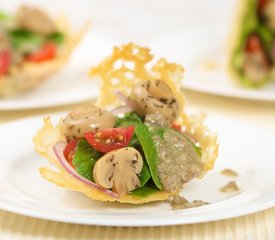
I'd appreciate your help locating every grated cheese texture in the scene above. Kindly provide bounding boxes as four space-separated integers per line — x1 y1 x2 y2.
89 43 185 110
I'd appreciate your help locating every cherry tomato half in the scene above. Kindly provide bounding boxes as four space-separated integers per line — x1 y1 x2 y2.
0 50 11 75
258 0 269 13
63 139 79 167
25 42 56 62
84 126 135 153
245 34 263 54
171 123 182 131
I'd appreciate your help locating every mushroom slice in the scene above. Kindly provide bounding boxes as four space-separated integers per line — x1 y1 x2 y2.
130 79 180 123
93 147 143 196
63 105 115 139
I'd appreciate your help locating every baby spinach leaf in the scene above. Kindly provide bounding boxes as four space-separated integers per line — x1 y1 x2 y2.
130 184 160 197
115 113 160 189
73 140 102 181
193 144 202 158
115 113 151 186
128 135 140 148
135 123 162 189
150 127 166 139
115 112 142 148
8 29 43 51
115 112 142 127
139 161 151 187
170 129 202 158
47 32 65 45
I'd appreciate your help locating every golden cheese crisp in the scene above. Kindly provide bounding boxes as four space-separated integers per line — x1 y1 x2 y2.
89 43 185 110
34 43 218 204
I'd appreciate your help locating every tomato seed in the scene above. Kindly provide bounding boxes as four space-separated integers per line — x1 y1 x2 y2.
117 135 124 141
96 132 102 138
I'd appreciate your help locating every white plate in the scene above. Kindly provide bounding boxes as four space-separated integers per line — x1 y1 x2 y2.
0 0 117 110
184 50 275 102
0 32 116 110
150 28 275 102
0 113 275 226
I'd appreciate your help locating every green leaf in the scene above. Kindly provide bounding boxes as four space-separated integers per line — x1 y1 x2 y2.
151 127 166 139
115 112 142 127
128 135 139 148
135 123 162 189
139 161 151 187
256 25 273 51
115 113 151 187
8 29 44 51
47 32 65 45
130 184 160 197
171 129 202 158
194 145 202 158
115 112 142 148
73 140 102 181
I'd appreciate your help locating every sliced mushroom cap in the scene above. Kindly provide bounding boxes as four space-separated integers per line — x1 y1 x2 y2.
63 105 115 139
16 5 55 35
93 147 143 196
130 79 180 123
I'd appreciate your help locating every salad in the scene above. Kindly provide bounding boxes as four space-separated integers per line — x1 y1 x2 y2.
34 43 218 204
229 0 275 88
0 5 87 97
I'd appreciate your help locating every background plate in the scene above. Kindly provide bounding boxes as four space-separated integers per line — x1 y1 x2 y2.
149 28 275 102
0 113 274 226
0 32 115 110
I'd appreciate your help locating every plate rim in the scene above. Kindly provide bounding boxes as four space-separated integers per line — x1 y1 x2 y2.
0 195 274 226
182 82 275 102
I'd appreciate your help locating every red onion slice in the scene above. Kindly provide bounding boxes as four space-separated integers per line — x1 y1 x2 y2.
53 142 118 199
115 91 136 109
111 105 134 115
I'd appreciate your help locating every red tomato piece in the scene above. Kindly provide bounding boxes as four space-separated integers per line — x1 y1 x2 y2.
171 123 182 131
84 126 135 153
0 50 11 75
63 139 79 167
25 42 56 62
245 34 263 53
258 0 269 12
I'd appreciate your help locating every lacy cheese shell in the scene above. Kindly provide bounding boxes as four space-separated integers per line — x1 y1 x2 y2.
33 113 217 204
89 43 185 110
34 44 218 204
90 43 218 174
0 18 89 98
